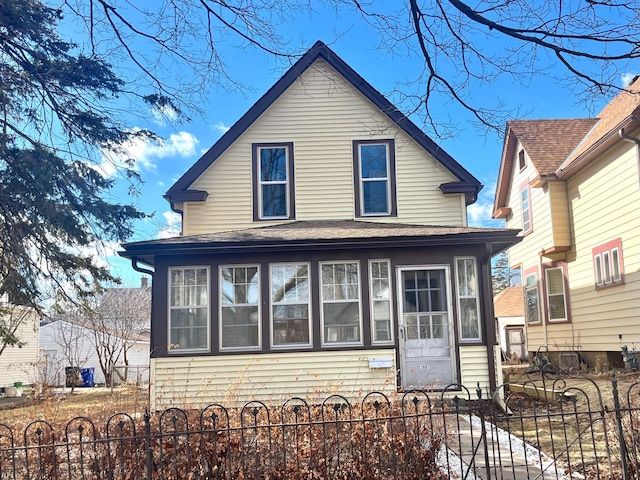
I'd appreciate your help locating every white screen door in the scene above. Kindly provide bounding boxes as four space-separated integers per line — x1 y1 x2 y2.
398 266 456 388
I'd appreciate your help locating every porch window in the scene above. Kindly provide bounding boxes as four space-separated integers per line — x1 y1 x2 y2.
168 267 209 352
545 266 568 322
270 263 311 347
369 260 393 344
320 261 362 345
455 257 481 341
593 238 624 288
524 272 540 324
220 265 260 349
252 143 294 220
353 140 396 217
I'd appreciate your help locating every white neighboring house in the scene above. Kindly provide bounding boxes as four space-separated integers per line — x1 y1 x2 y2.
493 287 527 360
0 305 40 388
39 279 151 387
39 319 150 386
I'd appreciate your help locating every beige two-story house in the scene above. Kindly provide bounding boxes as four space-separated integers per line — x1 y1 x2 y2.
493 77 640 371
121 41 520 409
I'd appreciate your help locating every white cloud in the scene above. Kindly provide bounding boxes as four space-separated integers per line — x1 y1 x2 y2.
212 121 230 134
99 130 199 178
467 181 505 228
621 72 639 87
151 104 179 127
157 211 182 239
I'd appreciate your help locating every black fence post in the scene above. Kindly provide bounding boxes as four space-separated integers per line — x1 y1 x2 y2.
144 409 153 480
612 376 630 480
476 383 492 480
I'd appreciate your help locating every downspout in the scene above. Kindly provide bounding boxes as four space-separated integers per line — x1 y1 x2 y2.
132 259 155 277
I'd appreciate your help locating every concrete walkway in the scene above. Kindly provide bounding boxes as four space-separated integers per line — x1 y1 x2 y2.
440 415 564 480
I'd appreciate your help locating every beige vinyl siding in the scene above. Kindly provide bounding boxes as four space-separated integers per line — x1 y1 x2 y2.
184 59 463 235
151 349 397 409
504 143 554 269
459 346 491 391
547 182 571 248
564 136 640 352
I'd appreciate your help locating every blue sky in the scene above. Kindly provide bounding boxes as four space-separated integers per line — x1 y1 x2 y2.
98 4 639 285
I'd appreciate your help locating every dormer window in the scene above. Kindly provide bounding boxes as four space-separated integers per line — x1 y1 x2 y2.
252 143 295 221
353 139 397 217
518 149 526 171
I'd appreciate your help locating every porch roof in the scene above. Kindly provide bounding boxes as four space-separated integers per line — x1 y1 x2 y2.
120 220 521 267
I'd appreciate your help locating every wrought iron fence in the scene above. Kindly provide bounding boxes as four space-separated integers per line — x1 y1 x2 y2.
1 377 640 479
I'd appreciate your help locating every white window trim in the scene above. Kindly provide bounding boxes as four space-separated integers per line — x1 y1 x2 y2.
595 247 622 286
545 266 568 323
524 272 541 324
358 142 391 216
257 145 290 220
319 260 363 347
454 257 482 342
368 259 394 345
520 185 531 233
167 266 210 354
219 264 262 352
269 262 312 349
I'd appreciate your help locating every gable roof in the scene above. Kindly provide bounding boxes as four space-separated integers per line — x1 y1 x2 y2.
493 76 640 215
493 286 524 317
165 40 482 206
559 76 640 176
493 118 597 213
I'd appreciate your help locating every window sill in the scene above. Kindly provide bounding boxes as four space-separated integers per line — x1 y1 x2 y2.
595 279 625 290
168 348 210 354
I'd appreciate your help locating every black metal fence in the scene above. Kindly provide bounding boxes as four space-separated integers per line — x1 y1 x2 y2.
1 376 640 479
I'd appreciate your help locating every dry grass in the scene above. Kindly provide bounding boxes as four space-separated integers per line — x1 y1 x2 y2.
0 385 149 429
496 373 640 477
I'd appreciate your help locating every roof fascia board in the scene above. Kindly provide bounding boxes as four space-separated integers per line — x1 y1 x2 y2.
492 125 515 215
165 41 480 203
557 113 639 179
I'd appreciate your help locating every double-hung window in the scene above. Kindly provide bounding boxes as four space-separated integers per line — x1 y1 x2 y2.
220 265 260 349
168 267 209 352
354 140 396 217
524 271 540 324
520 184 532 234
253 143 294 220
545 265 568 322
455 258 481 341
320 261 362 345
593 238 624 287
270 263 311 347
369 260 393 344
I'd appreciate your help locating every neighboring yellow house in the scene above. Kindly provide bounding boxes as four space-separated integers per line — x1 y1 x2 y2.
121 41 520 409
493 76 640 371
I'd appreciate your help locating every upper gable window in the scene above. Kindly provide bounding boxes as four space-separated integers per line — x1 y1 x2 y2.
353 140 397 217
252 143 295 221
518 149 526 171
